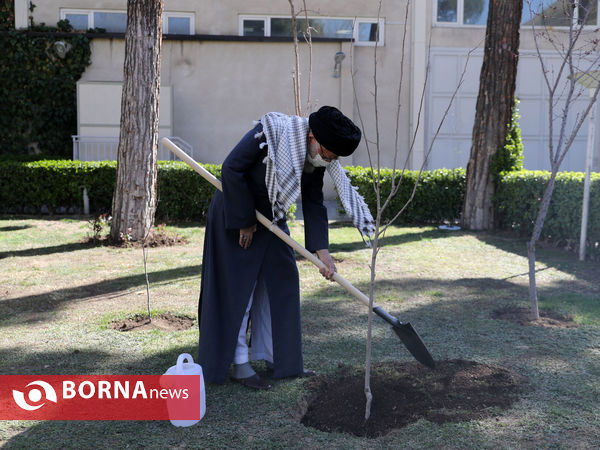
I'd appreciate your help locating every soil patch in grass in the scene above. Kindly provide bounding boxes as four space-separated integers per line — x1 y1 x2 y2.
83 221 187 248
491 306 577 328
300 360 526 438
83 233 187 248
112 313 194 331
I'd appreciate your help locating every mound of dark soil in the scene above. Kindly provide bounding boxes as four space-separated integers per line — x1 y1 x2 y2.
111 313 194 331
491 306 577 328
300 360 526 438
83 229 187 248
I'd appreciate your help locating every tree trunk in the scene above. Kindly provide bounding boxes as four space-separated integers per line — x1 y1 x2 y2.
110 0 164 242
527 171 558 320
462 0 522 230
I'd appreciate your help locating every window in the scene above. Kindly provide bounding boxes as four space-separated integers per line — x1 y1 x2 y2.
435 0 489 25
61 10 127 32
93 11 127 33
64 12 88 30
242 18 266 36
239 16 384 46
436 0 598 26
163 13 195 34
522 0 597 26
60 9 195 34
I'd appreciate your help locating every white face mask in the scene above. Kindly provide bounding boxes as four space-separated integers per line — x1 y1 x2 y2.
306 151 330 167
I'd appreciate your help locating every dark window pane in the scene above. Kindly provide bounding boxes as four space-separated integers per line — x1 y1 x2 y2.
167 17 190 34
521 0 583 26
271 17 353 38
65 13 88 30
243 19 265 36
464 0 488 25
311 19 353 38
578 0 597 25
438 0 458 22
358 22 379 41
271 18 293 36
93 12 127 32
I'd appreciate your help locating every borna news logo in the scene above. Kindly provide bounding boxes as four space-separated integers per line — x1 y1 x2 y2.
12 380 58 411
1 375 202 420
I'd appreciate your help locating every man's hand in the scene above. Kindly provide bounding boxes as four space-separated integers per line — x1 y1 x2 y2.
315 249 336 281
239 224 257 249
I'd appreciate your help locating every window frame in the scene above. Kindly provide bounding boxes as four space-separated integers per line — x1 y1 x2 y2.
433 0 600 28
60 9 195 34
238 15 270 37
61 9 92 30
163 12 195 35
239 15 385 46
60 9 127 32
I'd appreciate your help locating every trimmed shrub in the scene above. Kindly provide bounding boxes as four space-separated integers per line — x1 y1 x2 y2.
0 160 220 221
342 167 466 224
492 98 524 180
495 170 600 255
155 161 220 221
3 160 598 259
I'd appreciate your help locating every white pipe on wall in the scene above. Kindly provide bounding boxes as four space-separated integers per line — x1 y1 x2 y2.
14 0 30 29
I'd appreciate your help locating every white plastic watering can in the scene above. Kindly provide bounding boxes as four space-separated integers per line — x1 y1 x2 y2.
163 353 206 427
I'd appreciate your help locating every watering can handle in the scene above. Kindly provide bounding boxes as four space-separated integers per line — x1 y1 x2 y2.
176 353 194 375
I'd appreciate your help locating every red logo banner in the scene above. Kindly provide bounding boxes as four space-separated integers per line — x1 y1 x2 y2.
0 375 202 421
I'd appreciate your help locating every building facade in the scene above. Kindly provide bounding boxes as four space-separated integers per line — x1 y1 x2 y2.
17 1 600 178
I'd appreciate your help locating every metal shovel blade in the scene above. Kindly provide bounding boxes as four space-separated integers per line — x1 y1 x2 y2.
374 306 436 369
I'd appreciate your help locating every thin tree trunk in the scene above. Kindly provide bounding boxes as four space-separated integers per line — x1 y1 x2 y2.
364 232 379 420
110 0 164 242
527 172 558 320
288 0 301 116
462 0 522 230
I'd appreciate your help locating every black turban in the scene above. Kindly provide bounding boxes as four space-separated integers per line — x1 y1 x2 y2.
308 106 361 157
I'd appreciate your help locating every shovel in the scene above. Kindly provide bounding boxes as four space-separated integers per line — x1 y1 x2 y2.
161 138 436 369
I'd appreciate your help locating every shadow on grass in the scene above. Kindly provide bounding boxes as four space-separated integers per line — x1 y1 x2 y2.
0 265 202 326
302 274 600 338
3 278 599 448
0 241 98 259
475 231 600 293
329 228 462 254
0 225 33 232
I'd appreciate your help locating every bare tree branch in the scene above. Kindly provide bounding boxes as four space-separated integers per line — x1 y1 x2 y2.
525 0 600 319
289 0 301 116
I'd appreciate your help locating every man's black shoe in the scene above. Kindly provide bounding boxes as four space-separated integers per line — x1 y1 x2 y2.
232 373 272 390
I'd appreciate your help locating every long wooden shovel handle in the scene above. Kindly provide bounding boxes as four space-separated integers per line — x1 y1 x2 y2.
161 137 378 311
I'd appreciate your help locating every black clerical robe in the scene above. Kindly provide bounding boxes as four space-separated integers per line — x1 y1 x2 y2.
198 123 328 384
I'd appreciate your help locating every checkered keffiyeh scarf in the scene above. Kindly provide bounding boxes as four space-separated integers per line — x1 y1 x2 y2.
257 112 375 241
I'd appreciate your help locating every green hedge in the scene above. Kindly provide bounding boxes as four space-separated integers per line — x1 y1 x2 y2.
2 161 599 255
495 170 600 246
0 160 220 221
342 167 466 224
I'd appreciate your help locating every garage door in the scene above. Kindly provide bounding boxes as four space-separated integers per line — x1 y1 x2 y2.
426 48 597 172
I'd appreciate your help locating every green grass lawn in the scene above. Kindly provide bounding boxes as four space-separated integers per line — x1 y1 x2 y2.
0 216 599 449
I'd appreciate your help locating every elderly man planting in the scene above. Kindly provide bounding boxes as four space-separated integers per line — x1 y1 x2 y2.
198 106 374 390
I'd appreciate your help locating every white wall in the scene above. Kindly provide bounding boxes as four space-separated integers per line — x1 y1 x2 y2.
426 48 599 172
14 0 29 29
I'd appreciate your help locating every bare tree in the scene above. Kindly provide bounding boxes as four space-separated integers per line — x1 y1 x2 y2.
289 0 313 117
110 0 164 242
525 0 600 319
352 0 473 419
462 0 523 230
